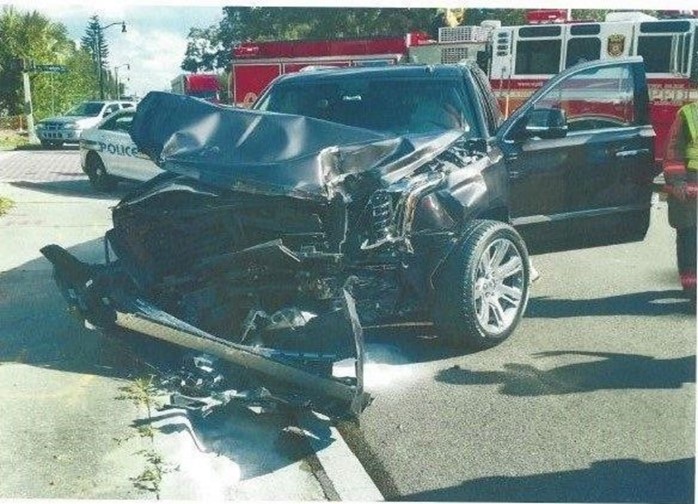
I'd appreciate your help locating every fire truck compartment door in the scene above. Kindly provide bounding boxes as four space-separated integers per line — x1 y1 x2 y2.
497 57 655 254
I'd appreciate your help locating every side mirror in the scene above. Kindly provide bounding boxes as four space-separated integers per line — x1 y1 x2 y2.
524 107 568 139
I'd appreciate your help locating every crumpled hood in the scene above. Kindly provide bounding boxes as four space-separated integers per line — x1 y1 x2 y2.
131 92 463 200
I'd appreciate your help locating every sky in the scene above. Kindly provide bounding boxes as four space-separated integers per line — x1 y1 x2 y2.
5 0 696 98
8 2 224 97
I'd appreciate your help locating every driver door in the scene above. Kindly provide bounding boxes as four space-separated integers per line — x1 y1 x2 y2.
497 57 655 254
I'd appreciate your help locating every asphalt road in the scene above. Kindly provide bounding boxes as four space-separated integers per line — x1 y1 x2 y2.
340 198 696 502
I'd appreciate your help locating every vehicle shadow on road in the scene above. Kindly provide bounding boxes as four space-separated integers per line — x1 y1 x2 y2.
363 325 460 363
0 239 151 379
399 457 694 503
435 350 695 396
0 238 337 482
527 290 694 318
10 179 135 201
15 144 79 151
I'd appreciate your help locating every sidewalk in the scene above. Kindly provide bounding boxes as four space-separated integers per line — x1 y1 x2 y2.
0 150 337 500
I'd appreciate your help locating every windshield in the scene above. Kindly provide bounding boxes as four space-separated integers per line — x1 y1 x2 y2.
65 102 104 117
255 77 475 136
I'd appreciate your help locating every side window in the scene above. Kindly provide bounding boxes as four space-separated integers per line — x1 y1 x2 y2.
637 36 673 73
637 21 693 74
515 39 561 75
100 116 119 131
533 64 636 132
565 38 601 68
113 114 134 133
104 104 120 116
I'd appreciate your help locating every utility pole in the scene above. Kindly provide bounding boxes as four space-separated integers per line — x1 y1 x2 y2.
96 21 127 100
114 63 130 99
97 28 104 99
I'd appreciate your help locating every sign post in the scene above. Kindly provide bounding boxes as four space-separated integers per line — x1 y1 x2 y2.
20 63 68 143
21 66 38 144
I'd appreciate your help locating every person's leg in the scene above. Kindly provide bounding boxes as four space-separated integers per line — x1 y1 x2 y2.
676 226 696 295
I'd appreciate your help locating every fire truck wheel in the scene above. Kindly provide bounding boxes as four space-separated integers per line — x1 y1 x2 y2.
433 220 531 350
86 154 117 192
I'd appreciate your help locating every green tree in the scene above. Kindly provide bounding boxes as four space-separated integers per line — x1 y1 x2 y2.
182 7 438 72
0 6 101 121
81 14 109 71
0 7 24 115
31 47 100 119
181 26 223 72
462 8 527 27
219 7 435 42
81 15 111 98
0 6 74 116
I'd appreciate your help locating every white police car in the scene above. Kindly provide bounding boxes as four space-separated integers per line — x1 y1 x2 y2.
80 109 162 191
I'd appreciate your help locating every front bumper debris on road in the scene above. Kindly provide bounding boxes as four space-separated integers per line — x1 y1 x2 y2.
41 244 371 418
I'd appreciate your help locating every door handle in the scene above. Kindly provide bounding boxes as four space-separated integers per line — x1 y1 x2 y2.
614 148 650 159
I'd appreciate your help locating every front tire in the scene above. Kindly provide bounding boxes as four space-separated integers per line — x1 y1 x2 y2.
85 154 117 192
433 220 530 350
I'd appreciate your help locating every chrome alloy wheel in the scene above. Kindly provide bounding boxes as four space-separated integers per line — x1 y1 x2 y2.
472 238 525 335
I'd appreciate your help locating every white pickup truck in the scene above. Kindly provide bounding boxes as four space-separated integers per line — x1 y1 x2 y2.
35 100 135 148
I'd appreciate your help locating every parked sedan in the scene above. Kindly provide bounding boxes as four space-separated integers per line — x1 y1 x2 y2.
80 109 162 191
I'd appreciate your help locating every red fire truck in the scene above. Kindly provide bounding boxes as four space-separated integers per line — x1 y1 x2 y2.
171 73 221 102
227 11 696 159
229 32 430 107
410 10 698 160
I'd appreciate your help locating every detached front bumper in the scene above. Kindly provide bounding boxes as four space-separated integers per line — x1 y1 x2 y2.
40 244 371 417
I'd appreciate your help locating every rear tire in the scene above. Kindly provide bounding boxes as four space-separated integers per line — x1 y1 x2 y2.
86 154 117 192
433 220 530 350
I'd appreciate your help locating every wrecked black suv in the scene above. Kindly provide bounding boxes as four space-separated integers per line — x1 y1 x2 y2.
42 58 656 416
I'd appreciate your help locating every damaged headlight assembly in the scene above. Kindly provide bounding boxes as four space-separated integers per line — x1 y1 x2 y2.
362 171 446 251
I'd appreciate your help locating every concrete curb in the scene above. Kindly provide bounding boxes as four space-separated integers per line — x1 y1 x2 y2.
298 411 383 501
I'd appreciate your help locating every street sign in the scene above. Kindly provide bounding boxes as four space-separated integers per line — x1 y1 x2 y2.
34 64 68 74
